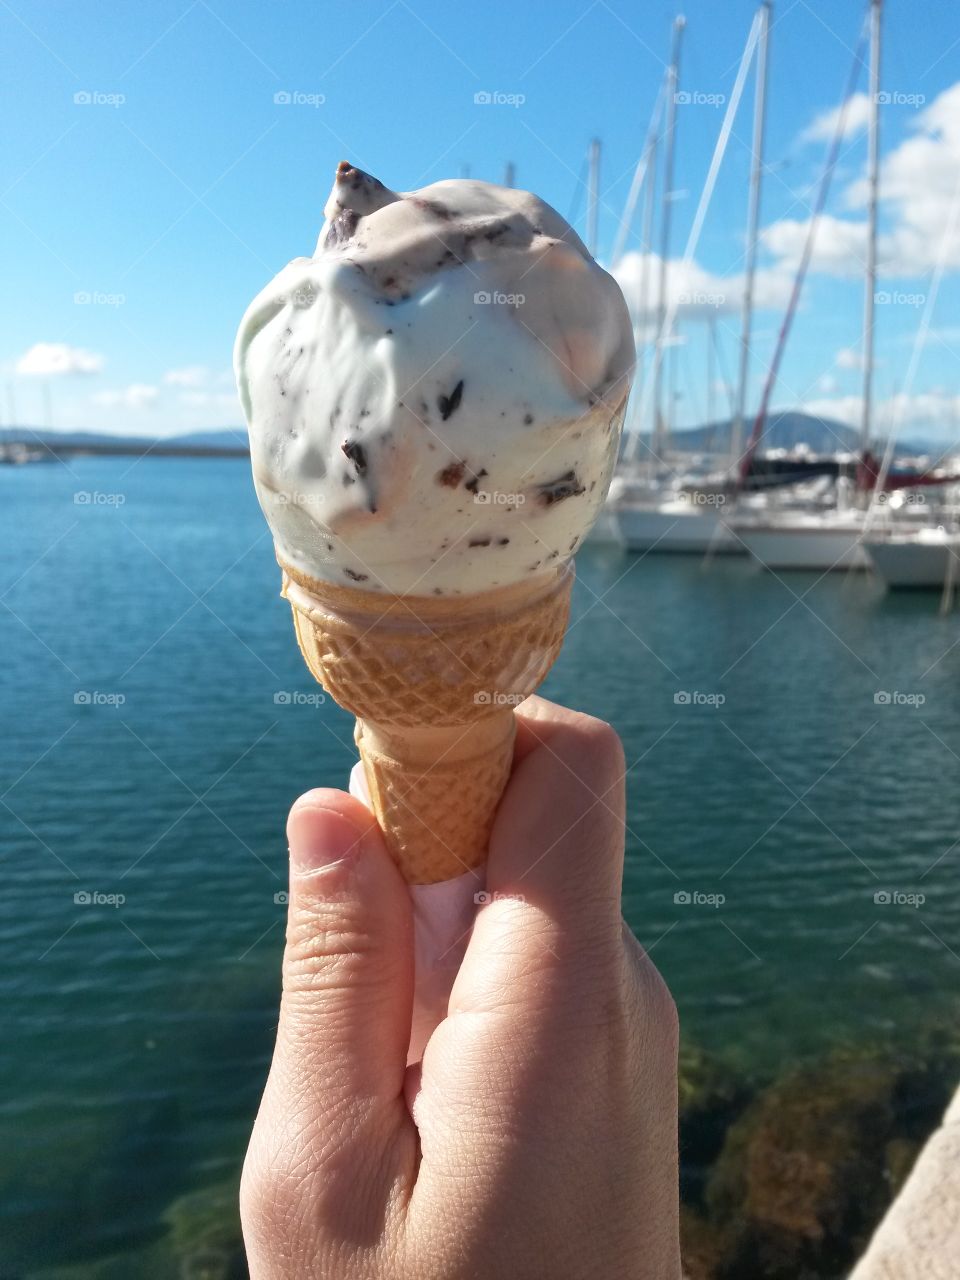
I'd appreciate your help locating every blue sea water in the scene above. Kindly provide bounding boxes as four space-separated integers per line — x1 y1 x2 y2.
2 456 959 1273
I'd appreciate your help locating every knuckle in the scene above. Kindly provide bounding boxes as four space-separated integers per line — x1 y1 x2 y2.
286 898 376 972
638 960 680 1055
570 713 626 783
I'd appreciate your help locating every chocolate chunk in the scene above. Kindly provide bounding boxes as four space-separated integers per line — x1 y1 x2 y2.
323 209 360 248
343 568 368 582
422 201 452 220
469 537 491 547
464 467 488 496
498 537 510 546
341 439 367 475
438 461 465 487
537 471 585 506
438 380 464 421
523 413 534 425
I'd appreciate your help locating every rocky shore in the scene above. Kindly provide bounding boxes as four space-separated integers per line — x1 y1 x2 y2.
30 1028 960 1280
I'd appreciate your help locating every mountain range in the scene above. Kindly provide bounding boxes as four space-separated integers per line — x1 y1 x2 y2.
0 413 944 457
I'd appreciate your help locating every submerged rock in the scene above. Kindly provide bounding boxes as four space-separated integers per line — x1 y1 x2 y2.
163 1180 246 1279
695 1032 960 1279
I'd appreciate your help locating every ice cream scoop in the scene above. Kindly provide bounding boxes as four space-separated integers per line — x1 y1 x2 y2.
235 162 634 596
235 164 634 888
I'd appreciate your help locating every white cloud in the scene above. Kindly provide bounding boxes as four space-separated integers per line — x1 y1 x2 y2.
612 251 792 322
801 92 873 145
872 81 960 275
760 213 868 279
177 389 242 413
836 347 864 370
16 342 103 376
93 383 159 410
766 81 960 281
794 390 960 439
164 365 209 387
817 373 839 394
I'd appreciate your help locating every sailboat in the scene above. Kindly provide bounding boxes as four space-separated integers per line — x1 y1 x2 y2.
864 525 960 589
613 5 770 556
734 0 883 572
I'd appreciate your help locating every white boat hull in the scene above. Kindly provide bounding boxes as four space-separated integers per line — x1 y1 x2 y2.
735 521 870 571
613 503 743 555
583 508 623 546
865 534 960 589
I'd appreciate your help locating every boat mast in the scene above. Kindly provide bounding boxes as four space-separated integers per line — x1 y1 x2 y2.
707 311 716 442
587 138 601 257
651 14 685 461
731 0 771 470
503 161 515 188
635 126 660 428
860 0 882 463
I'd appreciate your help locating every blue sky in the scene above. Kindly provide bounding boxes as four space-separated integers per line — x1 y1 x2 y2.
2 0 959 440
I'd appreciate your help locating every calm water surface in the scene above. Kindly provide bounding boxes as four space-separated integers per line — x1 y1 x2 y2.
3 457 959 1272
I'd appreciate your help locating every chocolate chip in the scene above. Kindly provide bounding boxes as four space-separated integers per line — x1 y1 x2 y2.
438 461 465 487
464 467 488 495
469 537 491 547
523 413 534 425
343 568 368 582
537 471 585 506
438 380 464 421
323 209 359 248
341 440 367 475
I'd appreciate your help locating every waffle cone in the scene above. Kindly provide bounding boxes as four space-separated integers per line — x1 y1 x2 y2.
280 562 573 883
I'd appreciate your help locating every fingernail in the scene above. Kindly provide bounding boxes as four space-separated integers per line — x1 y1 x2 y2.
288 805 367 877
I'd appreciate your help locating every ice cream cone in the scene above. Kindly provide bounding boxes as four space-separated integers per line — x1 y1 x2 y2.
280 562 573 883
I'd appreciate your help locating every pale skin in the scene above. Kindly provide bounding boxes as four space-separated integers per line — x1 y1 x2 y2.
241 696 681 1279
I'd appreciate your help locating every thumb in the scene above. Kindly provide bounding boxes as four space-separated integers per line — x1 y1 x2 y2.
243 789 416 1260
276 789 414 1103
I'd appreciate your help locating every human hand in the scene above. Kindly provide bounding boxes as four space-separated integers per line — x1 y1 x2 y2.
241 696 680 1279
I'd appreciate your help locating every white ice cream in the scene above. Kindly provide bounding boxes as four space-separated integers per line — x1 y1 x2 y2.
235 163 634 595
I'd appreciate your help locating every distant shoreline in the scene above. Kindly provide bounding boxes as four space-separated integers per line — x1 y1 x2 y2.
5 439 250 460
